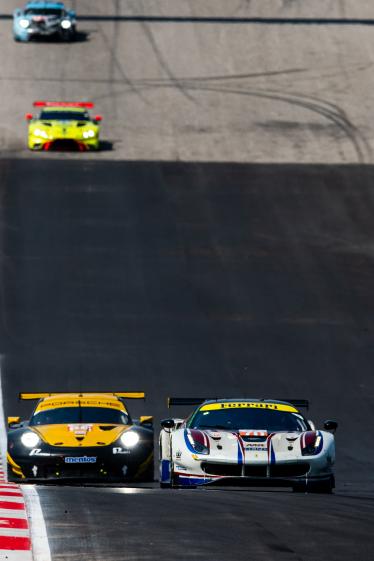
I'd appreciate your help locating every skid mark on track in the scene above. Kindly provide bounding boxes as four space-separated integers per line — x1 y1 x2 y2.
127 76 370 163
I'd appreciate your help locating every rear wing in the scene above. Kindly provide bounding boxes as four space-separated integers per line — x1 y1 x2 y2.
33 101 94 108
19 392 145 400
168 398 207 408
279 399 309 410
167 397 309 410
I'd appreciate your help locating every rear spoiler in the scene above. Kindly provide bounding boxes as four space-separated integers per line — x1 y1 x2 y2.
278 399 309 410
33 101 94 108
168 398 207 408
19 392 145 400
167 397 309 410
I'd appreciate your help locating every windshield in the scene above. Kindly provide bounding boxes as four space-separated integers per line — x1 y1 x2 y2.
39 111 90 121
188 407 308 432
25 9 63 16
30 407 129 426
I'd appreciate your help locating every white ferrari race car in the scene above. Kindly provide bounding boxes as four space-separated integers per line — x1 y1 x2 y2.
159 398 337 492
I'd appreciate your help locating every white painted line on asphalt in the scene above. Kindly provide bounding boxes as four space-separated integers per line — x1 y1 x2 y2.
23 486 52 561
0 551 33 561
0 509 27 518
0 528 30 537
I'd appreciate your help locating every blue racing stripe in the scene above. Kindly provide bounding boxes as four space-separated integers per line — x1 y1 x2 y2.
160 459 171 483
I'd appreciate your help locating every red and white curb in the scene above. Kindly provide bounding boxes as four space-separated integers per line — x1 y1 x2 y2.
0 369 51 561
0 463 32 560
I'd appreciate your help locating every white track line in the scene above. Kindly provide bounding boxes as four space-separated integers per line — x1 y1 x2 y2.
22 487 51 561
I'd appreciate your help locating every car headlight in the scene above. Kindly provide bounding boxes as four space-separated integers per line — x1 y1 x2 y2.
83 130 96 139
21 431 40 448
300 431 323 456
186 429 210 455
61 19 72 29
120 431 139 448
19 18 30 29
33 128 48 139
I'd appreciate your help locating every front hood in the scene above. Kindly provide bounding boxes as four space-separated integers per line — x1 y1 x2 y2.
192 429 304 461
33 423 127 447
29 120 97 140
23 14 61 23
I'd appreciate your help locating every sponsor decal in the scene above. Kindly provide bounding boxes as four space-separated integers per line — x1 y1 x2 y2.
175 450 182 459
64 456 97 464
68 424 93 436
239 430 268 437
245 445 267 452
112 447 131 455
200 403 297 413
29 449 52 457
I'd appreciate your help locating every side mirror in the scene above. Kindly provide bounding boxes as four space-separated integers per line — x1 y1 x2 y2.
161 418 175 429
94 115 102 123
139 415 153 427
8 416 21 427
323 420 338 433
25 113 33 121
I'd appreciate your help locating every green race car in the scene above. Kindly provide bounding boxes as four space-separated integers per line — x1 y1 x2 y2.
26 101 102 151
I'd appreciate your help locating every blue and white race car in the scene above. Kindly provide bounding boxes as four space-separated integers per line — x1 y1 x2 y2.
13 2 76 42
159 398 338 492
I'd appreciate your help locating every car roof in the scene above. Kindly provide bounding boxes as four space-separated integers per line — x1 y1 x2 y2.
25 3 65 10
40 107 87 113
34 393 127 413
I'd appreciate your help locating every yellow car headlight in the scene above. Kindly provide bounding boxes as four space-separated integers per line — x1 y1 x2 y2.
33 128 49 139
83 130 96 139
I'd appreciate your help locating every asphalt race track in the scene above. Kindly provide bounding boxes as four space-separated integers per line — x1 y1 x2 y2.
1 1 374 560
1 159 374 560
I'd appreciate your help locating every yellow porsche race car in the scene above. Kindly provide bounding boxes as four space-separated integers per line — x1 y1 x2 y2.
7 392 154 482
26 101 102 151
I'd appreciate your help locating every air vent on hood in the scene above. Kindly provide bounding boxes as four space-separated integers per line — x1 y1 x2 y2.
99 425 116 431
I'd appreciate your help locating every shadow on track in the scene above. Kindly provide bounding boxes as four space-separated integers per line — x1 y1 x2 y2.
2 14 374 26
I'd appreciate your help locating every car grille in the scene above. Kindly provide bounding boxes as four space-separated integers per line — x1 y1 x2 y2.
201 462 310 478
270 463 310 477
49 140 82 151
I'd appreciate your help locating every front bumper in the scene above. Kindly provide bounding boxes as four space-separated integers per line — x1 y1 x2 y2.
8 446 153 483
14 24 73 40
173 459 333 487
29 137 99 151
